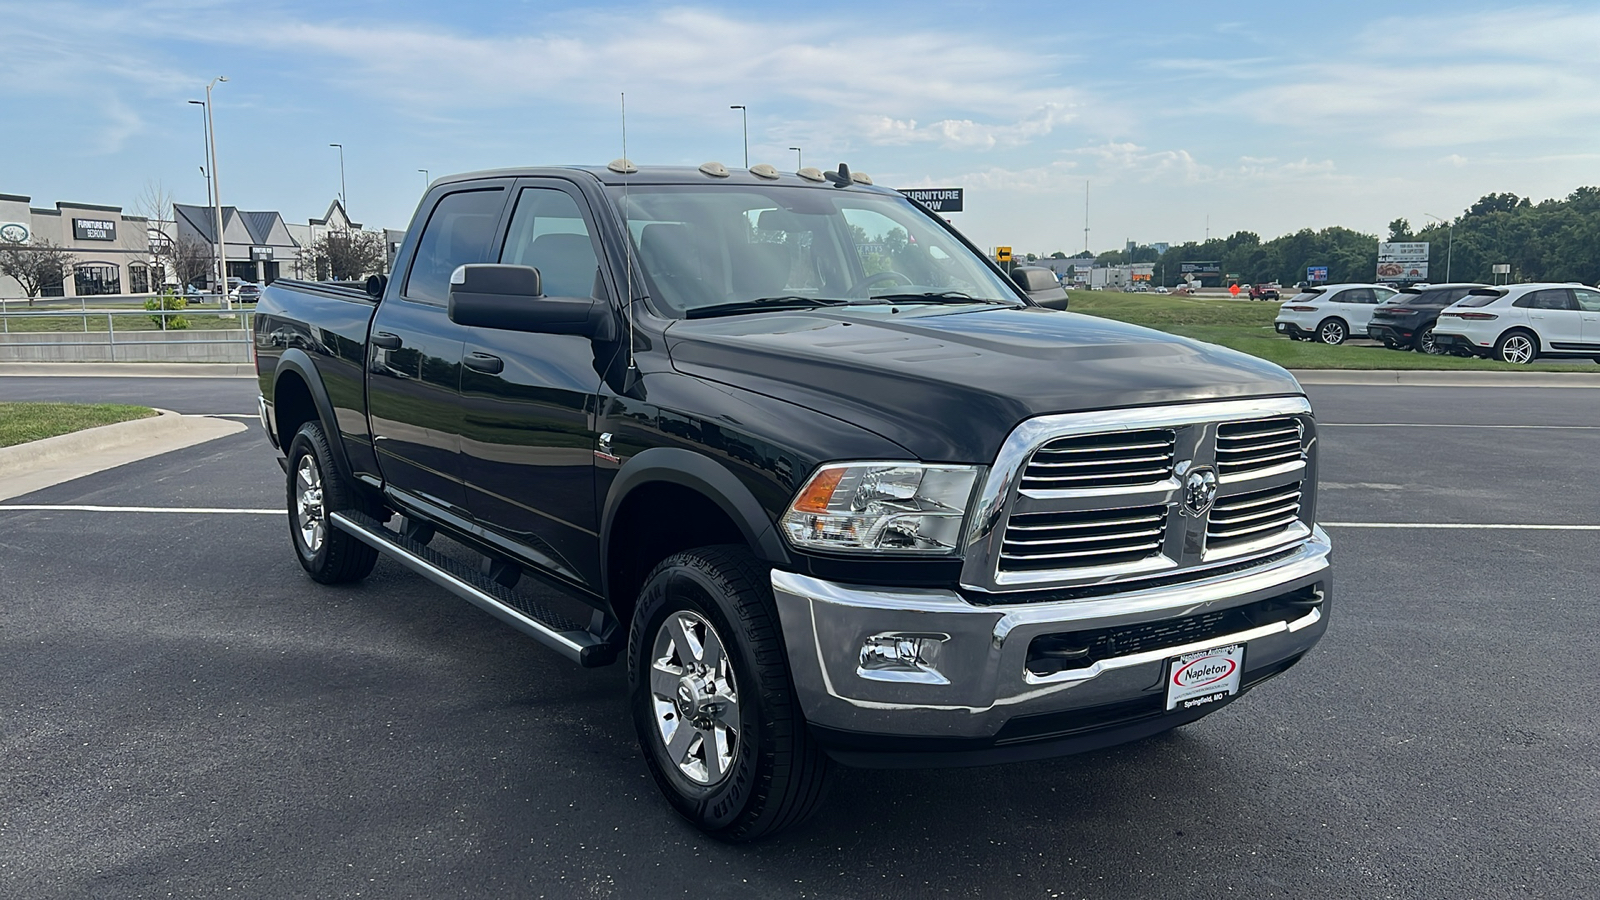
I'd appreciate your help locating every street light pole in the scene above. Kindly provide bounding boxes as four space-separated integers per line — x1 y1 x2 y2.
329 143 347 218
205 76 229 309
187 100 213 211
729 105 748 168
1425 213 1454 282
418 168 430 189
789 146 802 169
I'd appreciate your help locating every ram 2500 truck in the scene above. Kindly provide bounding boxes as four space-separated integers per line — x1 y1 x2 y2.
254 162 1331 841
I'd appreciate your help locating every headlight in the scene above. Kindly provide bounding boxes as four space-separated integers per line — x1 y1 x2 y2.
781 462 982 555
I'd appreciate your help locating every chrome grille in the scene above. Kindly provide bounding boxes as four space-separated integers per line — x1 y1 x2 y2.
1020 429 1176 491
1000 505 1166 572
1207 480 1303 551
1216 417 1303 475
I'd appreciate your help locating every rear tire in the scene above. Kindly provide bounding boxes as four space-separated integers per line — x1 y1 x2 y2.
286 421 379 584
1316 318 1348 345
629 545 832 842
1416 325 1446 355
1494 330 1538 365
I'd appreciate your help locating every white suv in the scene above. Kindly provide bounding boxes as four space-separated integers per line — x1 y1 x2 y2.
1433 284 1600 364
1273 283 1398 345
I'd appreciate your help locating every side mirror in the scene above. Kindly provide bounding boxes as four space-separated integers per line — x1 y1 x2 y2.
365 273 388 300
447 264 616 340
1011 266 1070 310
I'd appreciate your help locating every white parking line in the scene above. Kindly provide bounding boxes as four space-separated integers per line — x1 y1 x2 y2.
0 505 281 514
1322 423 1600 429
184 413 259 419
1323 522 1600 530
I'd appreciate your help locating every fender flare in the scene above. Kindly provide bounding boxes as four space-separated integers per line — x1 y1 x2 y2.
600 447 792 593
273 349 356 483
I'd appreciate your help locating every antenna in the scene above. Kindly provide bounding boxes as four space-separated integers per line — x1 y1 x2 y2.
1083 180 1090 254
621 92 637 387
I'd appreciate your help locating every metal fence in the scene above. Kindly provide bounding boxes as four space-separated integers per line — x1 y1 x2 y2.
0 296 254 362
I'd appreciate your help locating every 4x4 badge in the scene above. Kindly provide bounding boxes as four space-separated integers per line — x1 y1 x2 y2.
1181 465 1218 517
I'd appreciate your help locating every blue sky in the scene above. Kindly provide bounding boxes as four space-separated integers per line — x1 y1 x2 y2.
3 1 1597 256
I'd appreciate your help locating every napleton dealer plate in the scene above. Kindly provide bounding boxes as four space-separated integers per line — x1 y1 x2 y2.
1166 644 1245 711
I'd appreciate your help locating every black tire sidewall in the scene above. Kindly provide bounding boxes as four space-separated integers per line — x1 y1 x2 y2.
286 425 333 570
629 556 765 833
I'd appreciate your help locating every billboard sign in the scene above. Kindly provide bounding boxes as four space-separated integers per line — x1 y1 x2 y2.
1377 241 1429 282
1179 261 1221 275
899 188 965 212
73 218 117 241
1307 266 1329 283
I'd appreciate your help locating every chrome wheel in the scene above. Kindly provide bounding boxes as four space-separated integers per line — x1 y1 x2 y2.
1499 333 1535 364
649 610 739 786
1418 327 1444 355
295 454 326 554
1318 319 1346 345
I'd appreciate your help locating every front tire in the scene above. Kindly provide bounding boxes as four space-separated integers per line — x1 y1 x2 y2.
629 546 832 841
1495 330 1538 365
286 421 379 584
1316 318 1348 345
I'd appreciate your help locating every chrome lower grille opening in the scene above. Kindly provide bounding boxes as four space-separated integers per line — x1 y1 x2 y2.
1020 429 1176 491
1216 417 1303 475
1207 480 1303 551
999 505 1167 573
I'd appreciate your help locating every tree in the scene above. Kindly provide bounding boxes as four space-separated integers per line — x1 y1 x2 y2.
168 235 213 291
0 239 78 306
1387 218 1411 242
1049 251 1067 259
313 230 387 281
134 180 180 293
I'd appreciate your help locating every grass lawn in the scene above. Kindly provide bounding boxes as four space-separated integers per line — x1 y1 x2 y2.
0 402 157 448
1066 291 1599 372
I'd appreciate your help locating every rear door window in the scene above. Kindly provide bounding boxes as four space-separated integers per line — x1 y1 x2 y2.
403 188 507 305
1514 289 1574 310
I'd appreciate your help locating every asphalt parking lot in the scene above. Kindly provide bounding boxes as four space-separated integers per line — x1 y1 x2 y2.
2 375 1596 899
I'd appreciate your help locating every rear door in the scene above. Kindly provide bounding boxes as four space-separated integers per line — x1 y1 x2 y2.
457 179 617 589
1573 288 1600 349
1330 287 1379 331
368 182 511 514
1520 288 1583 348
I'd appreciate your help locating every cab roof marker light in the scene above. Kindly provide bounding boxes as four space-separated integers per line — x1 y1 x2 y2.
699 161 730 178
796 167 826 183
749 163 781 180
607 158 637 174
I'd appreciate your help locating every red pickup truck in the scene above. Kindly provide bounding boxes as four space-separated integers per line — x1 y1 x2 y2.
1249 283 1282 301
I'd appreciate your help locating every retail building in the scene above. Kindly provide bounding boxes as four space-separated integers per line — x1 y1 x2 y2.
0 193 156 298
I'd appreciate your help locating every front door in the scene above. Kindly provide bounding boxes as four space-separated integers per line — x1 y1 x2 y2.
367 183 510 515
458 181 617 589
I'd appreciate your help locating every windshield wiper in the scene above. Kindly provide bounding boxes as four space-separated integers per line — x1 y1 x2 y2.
866 291 1011 306
684 296 853 319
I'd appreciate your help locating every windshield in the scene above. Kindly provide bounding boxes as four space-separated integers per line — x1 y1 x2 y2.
606 185 1021 317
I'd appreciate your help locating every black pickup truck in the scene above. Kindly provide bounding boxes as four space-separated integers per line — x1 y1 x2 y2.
254 163 1331 840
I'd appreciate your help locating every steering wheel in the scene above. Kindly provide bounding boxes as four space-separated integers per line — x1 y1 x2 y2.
846 270 914 297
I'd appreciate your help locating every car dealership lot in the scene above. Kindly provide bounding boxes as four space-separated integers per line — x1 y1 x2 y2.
1 376 1596 899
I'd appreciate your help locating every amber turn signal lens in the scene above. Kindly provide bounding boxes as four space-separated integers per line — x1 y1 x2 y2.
793 467 845 513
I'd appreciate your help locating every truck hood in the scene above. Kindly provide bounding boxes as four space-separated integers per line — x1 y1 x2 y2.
664 305 1303 462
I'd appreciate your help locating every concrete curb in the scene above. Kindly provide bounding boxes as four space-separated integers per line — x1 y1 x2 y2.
0 408 246 501
1290 369 1600 388
0 362 256 378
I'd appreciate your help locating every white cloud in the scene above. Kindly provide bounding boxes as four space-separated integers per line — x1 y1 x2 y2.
1225 7 1600 147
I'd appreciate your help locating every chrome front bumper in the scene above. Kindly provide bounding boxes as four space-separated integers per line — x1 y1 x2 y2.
772 528 1331 742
